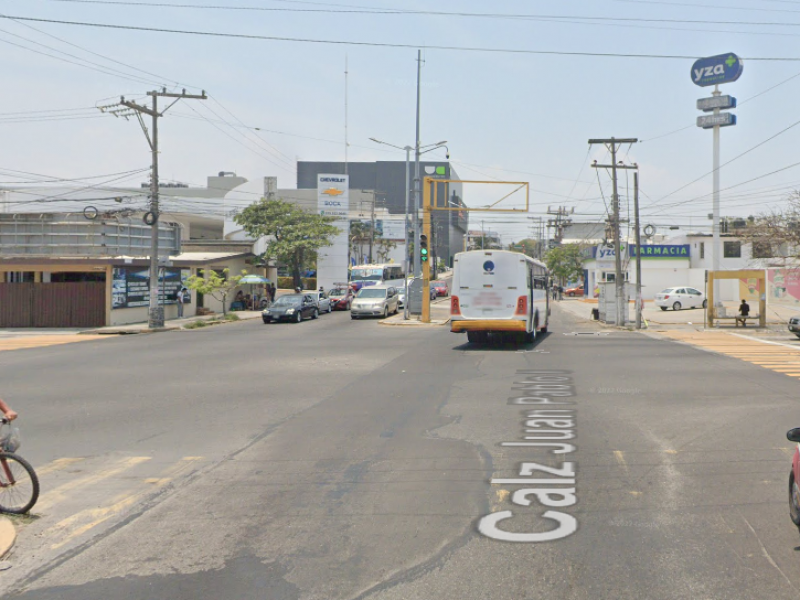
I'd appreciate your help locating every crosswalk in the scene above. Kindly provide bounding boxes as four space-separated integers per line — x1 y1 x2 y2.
0 335 108 353
7 453 207 554
661 331 800 377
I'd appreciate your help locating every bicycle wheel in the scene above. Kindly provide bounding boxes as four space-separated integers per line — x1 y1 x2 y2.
0 453 39 514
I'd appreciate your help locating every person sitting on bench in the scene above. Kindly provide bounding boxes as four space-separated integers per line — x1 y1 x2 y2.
736 299 750 327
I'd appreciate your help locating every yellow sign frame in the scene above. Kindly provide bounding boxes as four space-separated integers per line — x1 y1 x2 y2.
421 177 530 322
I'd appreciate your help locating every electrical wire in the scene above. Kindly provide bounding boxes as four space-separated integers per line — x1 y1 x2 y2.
4 14 800 61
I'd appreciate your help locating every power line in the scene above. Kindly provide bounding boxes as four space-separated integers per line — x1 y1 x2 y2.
4 14 800 61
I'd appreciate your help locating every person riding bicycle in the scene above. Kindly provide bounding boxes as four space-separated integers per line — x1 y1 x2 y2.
0 398 18 421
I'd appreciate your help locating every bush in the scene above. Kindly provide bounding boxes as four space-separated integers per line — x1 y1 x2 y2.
184 320 207 329
222 313 240 321
277 276 294 289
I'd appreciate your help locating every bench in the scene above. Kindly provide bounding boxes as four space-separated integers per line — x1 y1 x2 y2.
715 315 760 327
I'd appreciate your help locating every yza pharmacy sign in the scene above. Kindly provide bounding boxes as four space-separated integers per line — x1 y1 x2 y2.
690 53 743 87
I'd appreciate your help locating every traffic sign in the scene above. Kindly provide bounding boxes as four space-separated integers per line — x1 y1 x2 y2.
697 113 736 129
697 95 737 112
690 53 743 87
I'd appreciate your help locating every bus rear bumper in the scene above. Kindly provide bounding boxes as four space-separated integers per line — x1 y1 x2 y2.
451 320 527 333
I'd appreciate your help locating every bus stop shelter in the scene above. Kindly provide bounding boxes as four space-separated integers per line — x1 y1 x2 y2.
707 269 766 328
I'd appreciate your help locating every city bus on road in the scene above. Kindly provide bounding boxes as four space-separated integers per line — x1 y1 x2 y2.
449 250 549 344
349 263 405 291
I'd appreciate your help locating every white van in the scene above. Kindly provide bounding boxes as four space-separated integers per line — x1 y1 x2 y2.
450 250 549 344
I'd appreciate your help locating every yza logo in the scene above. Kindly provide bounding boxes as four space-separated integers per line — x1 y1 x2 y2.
693 64 725 83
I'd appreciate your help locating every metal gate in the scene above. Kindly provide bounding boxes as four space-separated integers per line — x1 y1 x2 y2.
0 283 106 327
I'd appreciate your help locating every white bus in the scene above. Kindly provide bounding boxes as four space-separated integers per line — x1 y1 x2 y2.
450 250 549 344
349 263 405 291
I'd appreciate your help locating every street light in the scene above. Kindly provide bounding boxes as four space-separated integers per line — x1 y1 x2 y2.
369 137 448 319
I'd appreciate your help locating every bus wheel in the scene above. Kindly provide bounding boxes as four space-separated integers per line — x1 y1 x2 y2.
525 331 535 343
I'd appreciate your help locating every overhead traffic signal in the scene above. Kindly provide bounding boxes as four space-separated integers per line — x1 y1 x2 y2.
419 234 429 262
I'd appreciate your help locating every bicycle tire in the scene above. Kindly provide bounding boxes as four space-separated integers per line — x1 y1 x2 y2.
0 452 39 514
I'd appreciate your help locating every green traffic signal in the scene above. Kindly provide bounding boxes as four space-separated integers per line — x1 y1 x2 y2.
420 234 429 262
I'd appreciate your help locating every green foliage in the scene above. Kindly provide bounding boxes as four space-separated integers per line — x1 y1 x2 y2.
544 244 586 286
184 320 207 329
183 268 245 316
234 198 340 287
508 238 539 258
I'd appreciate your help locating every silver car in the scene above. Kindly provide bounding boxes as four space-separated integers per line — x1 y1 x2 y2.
351 286 400 319
309 291 332 314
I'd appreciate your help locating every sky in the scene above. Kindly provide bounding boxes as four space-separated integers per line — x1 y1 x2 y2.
4 0 800 246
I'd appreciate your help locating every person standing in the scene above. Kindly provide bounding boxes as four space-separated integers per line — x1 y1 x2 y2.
177 286 187 318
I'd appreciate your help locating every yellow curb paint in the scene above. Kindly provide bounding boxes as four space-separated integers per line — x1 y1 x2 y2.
36 456 151 512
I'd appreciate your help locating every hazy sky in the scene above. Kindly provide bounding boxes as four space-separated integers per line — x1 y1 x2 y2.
3 0 800 245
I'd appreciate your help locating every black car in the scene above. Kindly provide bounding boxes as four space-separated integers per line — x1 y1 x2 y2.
262 294 319 324
789 316 800 338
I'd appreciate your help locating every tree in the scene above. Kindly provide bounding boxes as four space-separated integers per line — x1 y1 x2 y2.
183 268 245 316
376 237 397 262
737 193 800 262
545 244 586 287
508 238 539 258
234 198 340 288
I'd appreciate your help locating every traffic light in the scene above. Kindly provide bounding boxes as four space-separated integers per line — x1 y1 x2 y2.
420 234 429 262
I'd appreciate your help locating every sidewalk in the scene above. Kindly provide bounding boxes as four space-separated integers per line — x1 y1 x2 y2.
82 310 264 335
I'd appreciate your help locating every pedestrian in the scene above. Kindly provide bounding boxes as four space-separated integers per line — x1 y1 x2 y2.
0 398 18 421
736 298 750 327
557 285 564 301
177 286 187 318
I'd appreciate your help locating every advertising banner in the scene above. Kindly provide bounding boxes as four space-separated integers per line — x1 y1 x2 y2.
768 269 800 306
112 267 189 309
317 174 350 219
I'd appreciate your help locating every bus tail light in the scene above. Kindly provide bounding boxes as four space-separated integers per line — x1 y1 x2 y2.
515 296 528 316
451 296 461 316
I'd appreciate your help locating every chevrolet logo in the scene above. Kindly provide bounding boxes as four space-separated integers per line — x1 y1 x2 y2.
322 188 344 196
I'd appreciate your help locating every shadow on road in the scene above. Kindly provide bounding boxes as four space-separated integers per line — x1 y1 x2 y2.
453 332 551 352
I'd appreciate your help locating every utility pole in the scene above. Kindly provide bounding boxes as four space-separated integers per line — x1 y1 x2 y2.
589 137 638 327
108 88 207 329
413 49 423 278
634 170 642 330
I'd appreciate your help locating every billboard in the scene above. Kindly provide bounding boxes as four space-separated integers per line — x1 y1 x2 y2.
317 174 349 218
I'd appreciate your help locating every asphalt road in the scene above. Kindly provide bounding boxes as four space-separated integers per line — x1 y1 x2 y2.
2 306 800 599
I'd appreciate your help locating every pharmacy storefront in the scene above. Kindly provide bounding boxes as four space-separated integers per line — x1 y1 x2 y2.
583 244 694 300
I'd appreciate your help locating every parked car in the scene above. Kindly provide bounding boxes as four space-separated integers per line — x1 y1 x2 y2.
565 285 584 297
328 286 354 311
789 316 800 338
351 286 400 319
308 291 332 313
262 294 318 323
431 280 449 297
654 286 707 311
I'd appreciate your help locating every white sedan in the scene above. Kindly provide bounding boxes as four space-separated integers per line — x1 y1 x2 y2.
655 287 707 311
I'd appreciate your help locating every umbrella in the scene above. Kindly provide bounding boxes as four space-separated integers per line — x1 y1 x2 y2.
239 275 270 284
238 274 271 309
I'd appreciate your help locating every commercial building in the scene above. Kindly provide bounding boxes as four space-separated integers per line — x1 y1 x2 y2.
0 173 264 327
297 161 469 268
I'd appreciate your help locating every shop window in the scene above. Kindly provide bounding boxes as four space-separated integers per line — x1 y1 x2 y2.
723 241 741 258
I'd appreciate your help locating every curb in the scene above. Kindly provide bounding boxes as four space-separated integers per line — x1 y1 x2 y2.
0 517 16 559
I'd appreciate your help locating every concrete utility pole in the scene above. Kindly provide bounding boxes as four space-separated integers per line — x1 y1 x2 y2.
116 88 207 328
633 170 642 330
413 49 423 278
589 137 638 327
